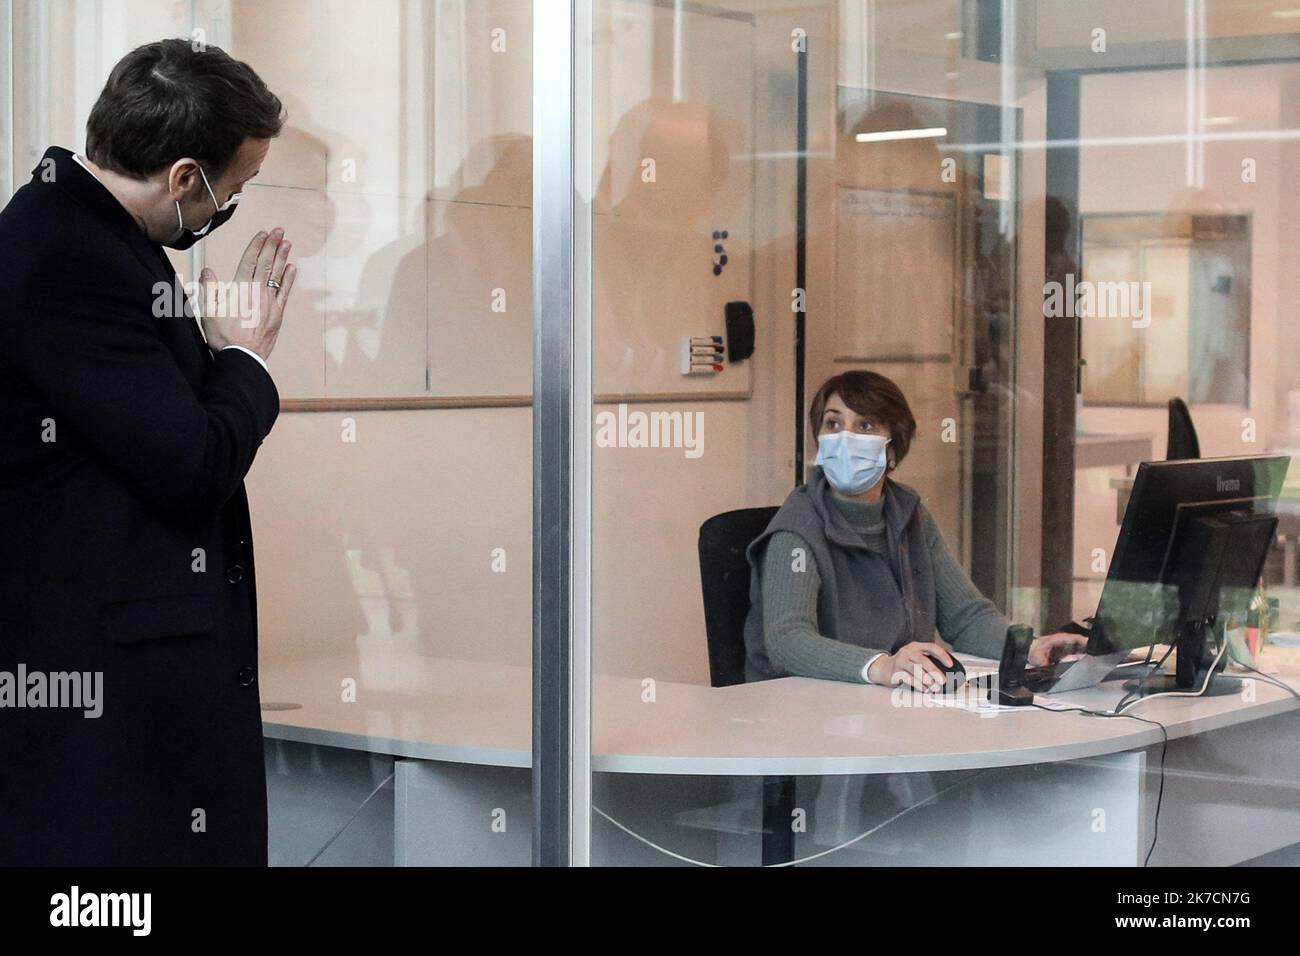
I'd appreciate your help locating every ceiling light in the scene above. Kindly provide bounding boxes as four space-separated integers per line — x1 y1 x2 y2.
856 127 948 143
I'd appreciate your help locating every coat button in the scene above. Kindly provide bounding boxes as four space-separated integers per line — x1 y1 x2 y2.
226 564 244 584
237 666 255 687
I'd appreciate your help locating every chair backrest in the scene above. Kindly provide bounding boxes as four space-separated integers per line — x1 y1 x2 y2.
698 506 779 687
1166 397 1201 460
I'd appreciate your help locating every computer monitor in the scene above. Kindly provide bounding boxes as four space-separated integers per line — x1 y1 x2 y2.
1090 454 1289 695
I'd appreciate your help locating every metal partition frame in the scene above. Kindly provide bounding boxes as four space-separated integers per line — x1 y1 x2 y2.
532 0 593 867
1 0 12 201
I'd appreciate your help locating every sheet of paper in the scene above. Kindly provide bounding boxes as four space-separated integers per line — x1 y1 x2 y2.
928 691 1077 716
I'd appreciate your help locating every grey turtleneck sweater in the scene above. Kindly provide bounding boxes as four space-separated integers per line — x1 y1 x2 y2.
758 490 1008 683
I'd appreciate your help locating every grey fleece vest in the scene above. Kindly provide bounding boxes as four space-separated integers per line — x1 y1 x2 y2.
742 468 937 682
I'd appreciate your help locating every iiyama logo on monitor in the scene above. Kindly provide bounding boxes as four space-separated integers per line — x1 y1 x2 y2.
1216 476 1241 493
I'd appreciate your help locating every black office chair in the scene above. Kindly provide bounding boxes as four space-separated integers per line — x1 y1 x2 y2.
1166 397 1201 460
698 507 778 687
698 506 797 865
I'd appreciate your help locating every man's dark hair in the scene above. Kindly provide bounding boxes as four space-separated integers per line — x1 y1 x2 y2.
85 38 283 180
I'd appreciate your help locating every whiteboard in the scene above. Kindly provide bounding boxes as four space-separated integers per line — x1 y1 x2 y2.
833 187 956 362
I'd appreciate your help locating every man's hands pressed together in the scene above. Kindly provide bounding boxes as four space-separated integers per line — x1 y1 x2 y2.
199 227 296 363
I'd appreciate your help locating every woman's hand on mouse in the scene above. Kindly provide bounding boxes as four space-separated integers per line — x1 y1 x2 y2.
868 642 953 690
1028 632 1089 667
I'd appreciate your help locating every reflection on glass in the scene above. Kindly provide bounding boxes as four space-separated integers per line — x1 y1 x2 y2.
1082 211 1250 406
587 0 1300 869
205 0 538 866
4 0 1298 870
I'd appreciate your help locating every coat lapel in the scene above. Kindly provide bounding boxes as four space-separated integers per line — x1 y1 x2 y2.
42 146 213 383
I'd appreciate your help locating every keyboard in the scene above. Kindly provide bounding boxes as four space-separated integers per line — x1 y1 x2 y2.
1016 657 1153 693
1020 664 1060 693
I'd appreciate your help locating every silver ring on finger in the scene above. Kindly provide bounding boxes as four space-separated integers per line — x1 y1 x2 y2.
267 278 282 289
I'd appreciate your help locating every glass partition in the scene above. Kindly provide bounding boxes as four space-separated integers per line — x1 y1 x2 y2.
581 0 1300 867
3 0 1299 871
207 0 536 866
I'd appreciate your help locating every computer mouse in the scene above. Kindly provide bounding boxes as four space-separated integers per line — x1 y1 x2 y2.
922 650 966 693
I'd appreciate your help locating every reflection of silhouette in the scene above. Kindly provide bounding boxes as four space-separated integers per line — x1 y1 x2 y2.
232 100 371 672
596 99 730 223
344 133 535 669
831 94 1028 528
366 132 534 397
344 102 734 662
265 96 341 360
593 99 732 390
837 99 939 175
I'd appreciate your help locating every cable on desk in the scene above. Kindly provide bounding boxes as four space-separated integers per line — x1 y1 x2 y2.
1032 641 1222 866
1028 700 1168 866
1112 644 1175 713
1228 660 1300 701
595 647 1289 868
1032 640 1216 865
593 768 999 868
1117 641 1225 714
591 805 719 867
1084 636 1300 864
304 770 395 867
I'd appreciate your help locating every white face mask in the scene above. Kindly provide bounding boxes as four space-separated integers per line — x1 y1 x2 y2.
815 431 891 495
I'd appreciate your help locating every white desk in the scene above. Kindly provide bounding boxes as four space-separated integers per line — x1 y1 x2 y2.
260 654 1300 866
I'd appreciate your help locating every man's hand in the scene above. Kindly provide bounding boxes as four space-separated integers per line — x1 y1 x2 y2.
1028 632 1089 667
867 641 953 691
199 228 296 362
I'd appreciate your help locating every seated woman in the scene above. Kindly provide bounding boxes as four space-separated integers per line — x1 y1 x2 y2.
743 370 1083 689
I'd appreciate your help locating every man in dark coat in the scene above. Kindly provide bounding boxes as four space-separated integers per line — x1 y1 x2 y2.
0 38 295 865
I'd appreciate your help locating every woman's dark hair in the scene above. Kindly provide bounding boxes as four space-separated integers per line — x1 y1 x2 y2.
809 370 917 468
85 38 284 180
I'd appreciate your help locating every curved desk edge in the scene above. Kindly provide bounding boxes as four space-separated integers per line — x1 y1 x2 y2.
262 683 1299 775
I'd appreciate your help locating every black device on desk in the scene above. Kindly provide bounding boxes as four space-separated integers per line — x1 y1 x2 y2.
1022 454 1288 696
990 625 1036 705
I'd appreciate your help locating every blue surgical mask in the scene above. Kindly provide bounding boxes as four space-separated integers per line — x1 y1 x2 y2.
815 431 891 495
